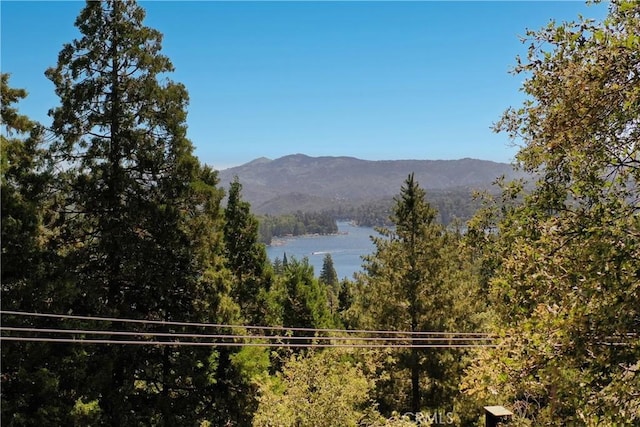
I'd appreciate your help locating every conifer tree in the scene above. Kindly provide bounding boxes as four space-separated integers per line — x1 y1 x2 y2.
224 176 271 325
1 74 79 426
281 258 333 330
355 174 452 415
44 1 237 424
319 253 338 287
319 253 341 315
1 73 47 306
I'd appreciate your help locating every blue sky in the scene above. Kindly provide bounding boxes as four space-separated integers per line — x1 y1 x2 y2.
2 1 607 170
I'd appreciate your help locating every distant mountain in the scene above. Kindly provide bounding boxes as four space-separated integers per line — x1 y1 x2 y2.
217 154 522 216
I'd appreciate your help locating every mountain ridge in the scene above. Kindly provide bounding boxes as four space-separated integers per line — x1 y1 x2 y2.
217 154 521 215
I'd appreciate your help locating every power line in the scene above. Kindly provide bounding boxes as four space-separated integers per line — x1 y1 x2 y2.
0 326 495 343
0 310 496 337
6 311 631 349
0 336 497 349
1 310 499 348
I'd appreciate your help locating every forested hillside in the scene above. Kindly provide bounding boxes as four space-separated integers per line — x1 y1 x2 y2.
2 1 639 426
257 211 337 245
218 154 522 216
220 156 508 234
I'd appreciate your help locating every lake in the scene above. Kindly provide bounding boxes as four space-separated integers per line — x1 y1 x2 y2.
266 221 379 280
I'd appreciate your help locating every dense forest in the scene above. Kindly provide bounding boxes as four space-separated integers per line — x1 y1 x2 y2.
327 189 484 228
256 189 482 244
257 211 338 245
2 1 639 426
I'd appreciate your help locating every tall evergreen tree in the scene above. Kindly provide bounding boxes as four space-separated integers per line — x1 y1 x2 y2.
319 253 338 287
354 174 454 415
1 73 48 307
1 74 80 426
44 1 237 424
319 253 341 315
224 176 271 325
220 177 275 425
281 258 333 331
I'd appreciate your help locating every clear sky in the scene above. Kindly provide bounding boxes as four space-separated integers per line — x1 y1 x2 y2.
2 1 607 170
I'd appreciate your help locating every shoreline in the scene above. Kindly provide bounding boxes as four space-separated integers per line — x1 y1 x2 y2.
267 222 358 247
268 231 348 247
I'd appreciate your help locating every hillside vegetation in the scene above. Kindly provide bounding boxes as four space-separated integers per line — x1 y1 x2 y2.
2 1 639 426
218 155 523 216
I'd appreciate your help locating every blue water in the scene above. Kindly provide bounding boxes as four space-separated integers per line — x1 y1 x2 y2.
266 221 379 280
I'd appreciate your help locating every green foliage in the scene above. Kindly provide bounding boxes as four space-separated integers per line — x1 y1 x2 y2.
319 253 338 287
326 189 484 228
251 348 434 427
1 74 29 130
282 257 334 330
258 255 336 379
229 346 271 384
27 0 242 424
349 174 488 417
252 350 377 427
1 73 53 306
12 0 640 424
332 198 396 228
224 176 272 325
355 174 448 414
319 253 341 318
462 2 640 424
255 189 483 236
71 398 102 426
1 73 83 426
258 211 338 244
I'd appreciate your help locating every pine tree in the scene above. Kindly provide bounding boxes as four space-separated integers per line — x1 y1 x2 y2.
224 176 271 325
44 1 237 424
319 253 338 287
1 73 47 306
281 257 333 331
319 253 341 315
355 174 452 414
1 74 80 426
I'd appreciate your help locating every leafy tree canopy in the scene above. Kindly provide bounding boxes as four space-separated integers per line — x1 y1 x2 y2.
463 1 640 424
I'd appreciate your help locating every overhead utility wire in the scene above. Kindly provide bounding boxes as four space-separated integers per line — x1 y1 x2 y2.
4 325 633 347
0 326 495 342
1 310 498 348
2 330 632 349
0 310 497 337
0 336 497 349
